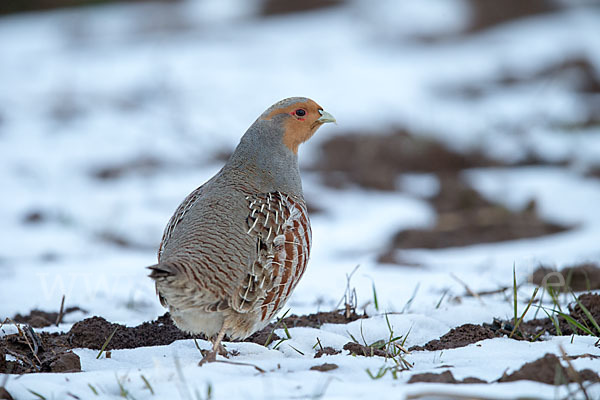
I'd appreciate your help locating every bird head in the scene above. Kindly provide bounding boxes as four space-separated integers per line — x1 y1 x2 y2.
259 97 336 154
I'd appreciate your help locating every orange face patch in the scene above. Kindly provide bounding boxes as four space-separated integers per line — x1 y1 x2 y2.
261 100 325 154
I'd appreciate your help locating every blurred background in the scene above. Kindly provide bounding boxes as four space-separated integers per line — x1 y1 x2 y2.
1 0 600 323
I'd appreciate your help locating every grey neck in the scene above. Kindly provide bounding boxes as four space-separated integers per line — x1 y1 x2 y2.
223 118 304 197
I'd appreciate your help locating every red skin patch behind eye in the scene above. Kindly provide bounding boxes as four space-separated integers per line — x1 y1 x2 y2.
289 111 305 121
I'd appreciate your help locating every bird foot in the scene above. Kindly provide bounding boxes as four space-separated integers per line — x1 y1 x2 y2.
199 349 217 366
217 343 229 357
199 345 231 366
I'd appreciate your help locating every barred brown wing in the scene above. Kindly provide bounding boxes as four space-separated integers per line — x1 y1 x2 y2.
233 192 311 322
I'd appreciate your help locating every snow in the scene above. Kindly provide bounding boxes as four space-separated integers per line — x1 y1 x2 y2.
1 0 600 399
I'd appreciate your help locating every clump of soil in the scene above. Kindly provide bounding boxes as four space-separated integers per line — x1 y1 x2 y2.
414 293 600 352
343 342 388 358
0 312 201 374
247 309 365 346
443 56 600 100
0 0 173 16
48 351 81 373
11 307 85 328
441 54 600 131
588 165 600 179
91 157 162 181
279 309 366 329
384 176 567 253
483 318 523 338
495 56 600 95
312 129 498 191
0 386 14 400
67 313 202 350
310 363 338 372
260 0 344 16
0 328 81 374
96 231 154 250
315 346 341 358
465 0 558 33
408 370 486 384
244 327 280 346
519 293 600 337
498 353 600 384
0 308 367 374
410 324 498 352
313 131 567 254
530 262 600 292
21 210 46 224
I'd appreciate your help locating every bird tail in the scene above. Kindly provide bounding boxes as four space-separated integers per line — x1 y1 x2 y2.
147 262 177 280
147 262 181 308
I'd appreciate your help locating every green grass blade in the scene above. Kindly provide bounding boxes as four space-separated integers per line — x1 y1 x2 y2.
541 307 562 336
572 294 600 336
96 327 118 359
372 282 379 312
273 338 288 350
88 383 99 396
288 344 305 355
546 308 595 336
512 264 518 327
435 289 448 309
27 389 46 400
282 322 292 339
510 287 539 338
264 308 291 347
141 375 154 395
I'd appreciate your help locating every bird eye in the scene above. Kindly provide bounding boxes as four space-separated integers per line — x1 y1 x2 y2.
295 109 306 117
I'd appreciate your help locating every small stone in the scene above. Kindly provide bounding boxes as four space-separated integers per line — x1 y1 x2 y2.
50 351 81 373
0 387 15 400
310 363 338 372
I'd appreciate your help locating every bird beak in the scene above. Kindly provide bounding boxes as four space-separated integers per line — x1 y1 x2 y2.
317 109 336 124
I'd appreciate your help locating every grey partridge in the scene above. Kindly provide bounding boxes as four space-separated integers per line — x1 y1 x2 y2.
148 97 335 364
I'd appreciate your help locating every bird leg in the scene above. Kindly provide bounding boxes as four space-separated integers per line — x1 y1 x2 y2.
199 321 229 366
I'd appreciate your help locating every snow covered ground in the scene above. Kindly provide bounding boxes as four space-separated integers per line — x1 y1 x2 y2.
1 0 600 399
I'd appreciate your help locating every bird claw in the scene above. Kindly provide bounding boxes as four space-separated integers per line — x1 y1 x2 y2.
217 343 229 357
199 350 217 366
199 344 232 366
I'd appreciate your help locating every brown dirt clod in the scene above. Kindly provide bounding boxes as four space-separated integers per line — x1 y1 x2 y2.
279 310 366 329
314 130 568 254
415 293 600 352
499 353 600 384
0 330 81 374
498 56 600 95
49 351 81 373
530 262 600 292
246 309 365 346
408 370 487 384
22 210 46 224
261 0 344 16
386 176 567 252
244 327 280 346
313 130 497 191
0 387 14 400
343 342 387 358
588 165 600 179
410 324 497 352
0 308 369 374
310 363 339 372
465 0 558 33
67 314 200 350
519 293 600 337
12 307 85 328
91 157 162 181
315 346 341 358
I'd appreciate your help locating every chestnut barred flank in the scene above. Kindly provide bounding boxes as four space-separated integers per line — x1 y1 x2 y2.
239 192 311 322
